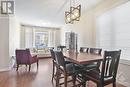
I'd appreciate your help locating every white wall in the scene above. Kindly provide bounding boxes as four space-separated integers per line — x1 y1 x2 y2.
0 15 10 71
0 0 9 71
20 26 25 48
0 0 20 70
61 9 95 50
61 0 129 48
9 16 20 57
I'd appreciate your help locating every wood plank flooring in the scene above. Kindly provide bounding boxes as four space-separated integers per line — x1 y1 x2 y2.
0 59 126 87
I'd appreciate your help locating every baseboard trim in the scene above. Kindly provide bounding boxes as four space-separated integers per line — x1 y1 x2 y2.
118 59 130 87
120 59 130 66
0 67 10 72
38 56 51 59
117 81 130 87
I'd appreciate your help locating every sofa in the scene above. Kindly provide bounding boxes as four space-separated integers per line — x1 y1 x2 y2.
30 47 53 58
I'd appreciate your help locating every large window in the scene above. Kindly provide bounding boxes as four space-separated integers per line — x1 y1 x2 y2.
96 1 130 60
35 32 48 48
20 25 61 49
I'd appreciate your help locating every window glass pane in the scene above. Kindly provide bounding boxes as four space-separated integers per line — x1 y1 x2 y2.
35 32 48 49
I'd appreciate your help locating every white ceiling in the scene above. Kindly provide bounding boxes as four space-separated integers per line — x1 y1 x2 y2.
15 0 103 27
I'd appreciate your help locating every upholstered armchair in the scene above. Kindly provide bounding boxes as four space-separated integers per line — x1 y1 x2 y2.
15 49 39 71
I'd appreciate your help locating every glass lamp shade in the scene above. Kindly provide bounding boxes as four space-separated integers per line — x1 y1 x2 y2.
65 11 73 24
65 5 81 24
70 5 81 21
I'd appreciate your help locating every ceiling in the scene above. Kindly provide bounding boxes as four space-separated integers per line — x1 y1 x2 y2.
15 0 103 27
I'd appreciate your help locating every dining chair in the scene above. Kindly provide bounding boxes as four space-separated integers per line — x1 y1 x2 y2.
15 49 39 71
57 45 66 51
80 47 89 53
50 49 73 82
54 51 83 87
83 48 102 71
50 49 56 81
48 47 54 50
82 50 121 87
90 48 102 55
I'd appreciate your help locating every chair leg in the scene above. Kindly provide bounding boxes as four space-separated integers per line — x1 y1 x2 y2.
113 81 116 87
98 83 103 87
29 64 31 71
72 75 76 86
82 82 86 87
56 67 60 87
16 64 19 71
81 74 86 87
52 62 54 82
97 83 100 87
37 60 39 69
64 73 67 87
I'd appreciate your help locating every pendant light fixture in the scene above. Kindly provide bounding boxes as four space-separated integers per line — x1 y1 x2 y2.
65 0 81 24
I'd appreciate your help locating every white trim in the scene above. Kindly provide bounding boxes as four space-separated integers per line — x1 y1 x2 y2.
117 59 130 86
117 80 130 87
120 59 130 66
0 67 10 72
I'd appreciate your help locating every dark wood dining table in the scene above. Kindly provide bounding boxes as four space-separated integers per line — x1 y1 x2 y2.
64 51 103 65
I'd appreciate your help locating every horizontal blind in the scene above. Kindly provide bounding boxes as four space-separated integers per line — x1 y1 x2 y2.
96 1 130 60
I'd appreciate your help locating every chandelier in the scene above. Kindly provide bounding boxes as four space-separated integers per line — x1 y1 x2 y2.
65 0 81 24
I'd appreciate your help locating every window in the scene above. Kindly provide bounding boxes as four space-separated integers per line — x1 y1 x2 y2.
96 1 130 60
35 32 48 49
20 25 61 49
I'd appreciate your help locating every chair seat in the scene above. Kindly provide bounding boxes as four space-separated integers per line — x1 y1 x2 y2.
83 63 98 70
64 63 82 75
65 58 72 64
84 69 113 83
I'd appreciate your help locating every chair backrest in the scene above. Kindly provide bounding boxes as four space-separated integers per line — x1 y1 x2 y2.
50 49 56 61
90 48 102 55
15 49 31 64
80 47 89 53
57 46 66 51
101 50 121 81
49 47 54 50
54 51 65 68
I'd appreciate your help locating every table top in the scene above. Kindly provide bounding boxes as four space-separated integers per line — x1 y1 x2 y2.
64 51 103 64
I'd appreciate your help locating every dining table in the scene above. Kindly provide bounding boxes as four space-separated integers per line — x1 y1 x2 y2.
64 51 103 65
55 51 103 87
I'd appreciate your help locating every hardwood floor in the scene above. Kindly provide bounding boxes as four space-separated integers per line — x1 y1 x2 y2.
0 59 126 87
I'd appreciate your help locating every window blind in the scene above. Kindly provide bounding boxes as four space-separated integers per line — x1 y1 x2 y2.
96 1 130 60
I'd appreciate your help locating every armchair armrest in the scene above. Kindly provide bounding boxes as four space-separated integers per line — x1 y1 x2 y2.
32 55 37 58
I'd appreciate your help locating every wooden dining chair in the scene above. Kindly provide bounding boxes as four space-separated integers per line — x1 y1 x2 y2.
50 49 56 81
83 48 102 71
57 45 66 51
54 51 83 87
80 47 89 53
50 49 73 82
82 50 121 87
90 48 102 55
